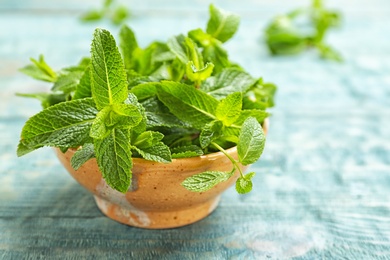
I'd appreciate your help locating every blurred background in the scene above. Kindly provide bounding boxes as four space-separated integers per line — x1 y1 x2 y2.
1 0 389 258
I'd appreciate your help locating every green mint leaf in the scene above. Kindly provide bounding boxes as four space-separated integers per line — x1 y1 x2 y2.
141 97 189 128
157 81 218 129
186 61 214 84
317 43 343 62
184 37 204 69
233 109 269 126
70 143 95 170
110 103 143 129
111 6 129 25
90 28 128 110
168 58 186 82
201 68 256 99
171 145 204 159
73 66 92 99
124 93 147 133
94 128 132 193
51 70 84 93
235 172 255 194
182 171 233 192
237 117 265 166
133 131 164 149
104 0 113 8
206 4 240 43
167 35 189 65
129 82 157 100
16 92 68 109
200 120 223 149
90 106 111 139
17 98 98 156
132 143 171 163
80 10 103 21
216 92 242 126
19 55 57 82
119 25 139 70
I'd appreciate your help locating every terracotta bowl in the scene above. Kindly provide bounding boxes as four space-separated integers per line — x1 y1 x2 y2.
55 119 269 229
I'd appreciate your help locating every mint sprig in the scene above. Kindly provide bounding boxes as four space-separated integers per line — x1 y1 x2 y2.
18 5 276 194
265 0 342 61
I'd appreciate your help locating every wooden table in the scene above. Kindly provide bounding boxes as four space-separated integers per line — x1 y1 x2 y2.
1 0 389 258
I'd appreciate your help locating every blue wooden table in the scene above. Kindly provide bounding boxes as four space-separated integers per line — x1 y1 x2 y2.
1 0 390 259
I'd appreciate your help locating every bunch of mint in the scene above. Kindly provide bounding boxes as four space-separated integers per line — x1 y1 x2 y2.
265 0 342 61
17 5 276 194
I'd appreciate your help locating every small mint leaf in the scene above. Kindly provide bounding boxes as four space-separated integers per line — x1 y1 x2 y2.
73 66 92 100
167 35 189 65
90 28 128 110
94 128 132 193
216 92 242 126
186 61 214 83
132 143 171 163
237 117 265 165
235 172 255 194
119 25 139 70
156 81 218 129
201 68 256 99
200 120 223 149
133 131 164 149
19 55 57 82
110 103 143 129
182 171 233 192
70 143 95 170
90 106 111 139
171 145 204 159
52 70 84 93
206 4 240 43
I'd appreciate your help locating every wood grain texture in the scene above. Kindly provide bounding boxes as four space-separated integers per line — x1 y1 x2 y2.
1 0 390 259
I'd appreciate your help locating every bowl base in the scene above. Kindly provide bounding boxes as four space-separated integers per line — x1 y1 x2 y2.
94 195 220 229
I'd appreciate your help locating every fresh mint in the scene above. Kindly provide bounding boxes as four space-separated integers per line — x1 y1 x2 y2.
18 5 277 194
265 0 342 61
80 0 130 25
71 143 95 170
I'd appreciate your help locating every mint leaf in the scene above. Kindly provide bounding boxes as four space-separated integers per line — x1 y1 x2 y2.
129 82 157 100
233 109 269 126
206 4 240 43
80 10 103 21
90 28 128 110
133 131 164 149
200 120 223 149
19 55 57 82
171 145 203 159
157 81 218 129
216 92 242 126
182 171 233 192
186 61 214 84
119 25 139 70
94 128 132 193
235 172 255 194
124 93 147 133
132 143 171 163
201 68 256 99
110 103 143 129
90 106 111 139
17 98 98 156
70 143 95 170
73 66 92 99
167 35 189 64
237 117 265 165
52 70 84 93
111 6 129 25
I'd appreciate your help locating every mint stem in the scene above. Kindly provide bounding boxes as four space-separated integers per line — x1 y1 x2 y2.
211 142 244 178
